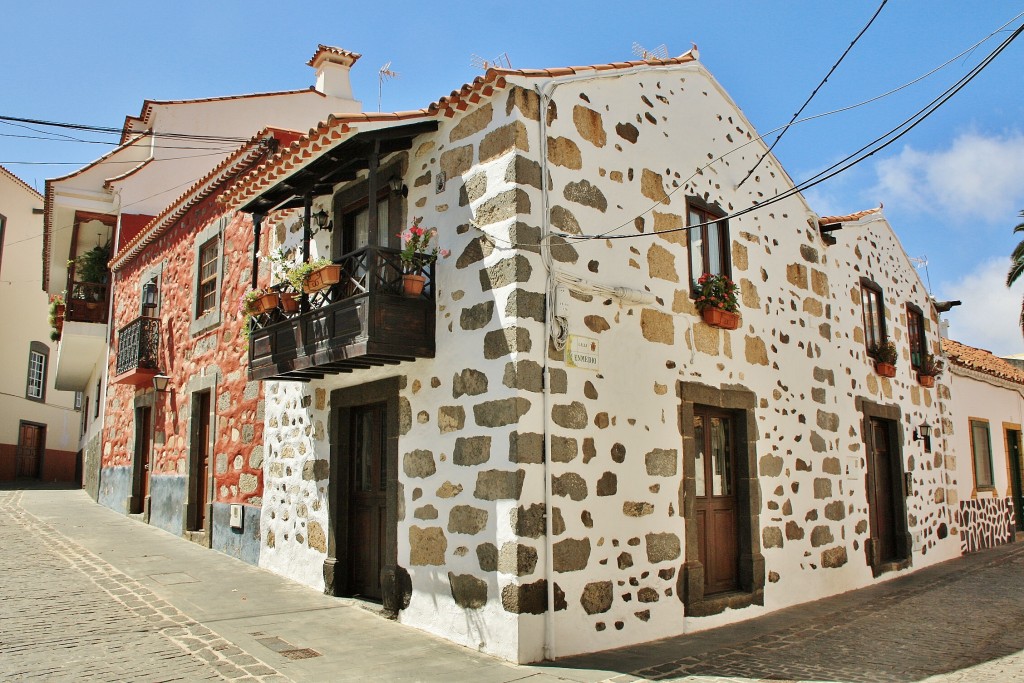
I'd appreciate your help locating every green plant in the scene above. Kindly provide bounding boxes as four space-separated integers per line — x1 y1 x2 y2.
238 288 273 315
286 257 332 292
693 273 739 313
50 329 60 341
870 340 898 365
72 244 111 283
919 353 943 377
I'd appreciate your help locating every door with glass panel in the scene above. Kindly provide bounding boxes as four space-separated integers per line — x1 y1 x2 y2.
693 409 738 593
348 403 387 600
341 199 390 288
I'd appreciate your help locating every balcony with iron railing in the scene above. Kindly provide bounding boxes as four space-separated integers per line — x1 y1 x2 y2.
112 316 161 386
247 246 435 381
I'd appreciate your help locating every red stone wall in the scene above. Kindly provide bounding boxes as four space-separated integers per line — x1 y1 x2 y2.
103 194 266 506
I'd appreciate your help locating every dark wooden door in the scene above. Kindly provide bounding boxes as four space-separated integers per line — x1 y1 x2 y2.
136 407 152 502
869 418 898 562
194 392 211 530
15 423 44 479
693 410 738 594
348 403 387 600
1007 429 1024 532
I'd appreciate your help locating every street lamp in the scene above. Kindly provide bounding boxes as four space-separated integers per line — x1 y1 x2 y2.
152 374 170 393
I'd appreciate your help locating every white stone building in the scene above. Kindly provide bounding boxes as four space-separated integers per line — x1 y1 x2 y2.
944 338 1024 552
223 50 961 663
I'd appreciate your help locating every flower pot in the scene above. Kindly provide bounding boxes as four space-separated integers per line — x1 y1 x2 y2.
279 292 300 313
303 264 342 294
701 307 740 330
403 273 427 297
917 373 935 388
875 361 896 378
250 292 280 314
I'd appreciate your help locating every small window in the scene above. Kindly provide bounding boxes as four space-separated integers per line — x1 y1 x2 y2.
906 306 926 370
94 379 101 419
0 212 6 277
196 238 219 316
861 280 886 352
74 391 83 410
970 419 994 489
687 199 730 290
26 342 48 402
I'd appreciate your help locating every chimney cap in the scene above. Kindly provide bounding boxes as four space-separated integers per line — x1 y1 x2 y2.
308 45 361 69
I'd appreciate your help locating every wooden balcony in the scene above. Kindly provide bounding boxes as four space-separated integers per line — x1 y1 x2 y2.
248 246 435 382
66 280 109 324
112 316 161 387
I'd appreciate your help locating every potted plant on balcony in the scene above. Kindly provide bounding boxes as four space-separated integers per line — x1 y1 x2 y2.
48 294 65 339
287 257 342 294
70 243 111 310
399 217 449 297
238 288 279 343
869 339 898 377
917 353 943 388
261 249 302 312
694 273 740 330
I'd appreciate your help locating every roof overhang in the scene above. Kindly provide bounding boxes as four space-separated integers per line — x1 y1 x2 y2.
240 120 439 215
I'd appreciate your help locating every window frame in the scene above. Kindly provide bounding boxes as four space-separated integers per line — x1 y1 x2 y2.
906 304 926 371
686 197 731 292
25 341 48 402
189 218 226 336
860 278 886 353
969 418 996 490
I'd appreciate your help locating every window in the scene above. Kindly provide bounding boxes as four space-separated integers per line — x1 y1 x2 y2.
74 391 83 410
687 199 730 290
196 238 219 315
970 419 995 489
906 305 926 370
861 280 886 352
26 341 48 402
190 218 225 336
94 379 101 419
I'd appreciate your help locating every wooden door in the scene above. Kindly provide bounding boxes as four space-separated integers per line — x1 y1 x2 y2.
1007 429 1024 532
15 423 44 479
693 410 738 594
136 407 152 502
869 418 899 562
193 392 211 530
348 403 387 601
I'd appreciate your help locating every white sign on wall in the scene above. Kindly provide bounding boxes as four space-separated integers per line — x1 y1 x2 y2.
566 335 599 372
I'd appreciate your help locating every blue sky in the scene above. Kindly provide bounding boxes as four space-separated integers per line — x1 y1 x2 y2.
3 1 1023 353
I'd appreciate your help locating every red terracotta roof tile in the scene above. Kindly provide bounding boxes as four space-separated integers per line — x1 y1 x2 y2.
818 205 883 224
944 338 1024 385
308 44 361 67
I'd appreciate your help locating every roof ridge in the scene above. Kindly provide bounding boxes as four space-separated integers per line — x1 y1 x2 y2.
0 164 42 199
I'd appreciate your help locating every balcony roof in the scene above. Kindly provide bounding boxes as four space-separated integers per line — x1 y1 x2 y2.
239 120 439 215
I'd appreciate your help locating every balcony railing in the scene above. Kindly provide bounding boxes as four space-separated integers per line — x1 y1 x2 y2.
66 281 109 324
248 246 435 381
115 316 161 378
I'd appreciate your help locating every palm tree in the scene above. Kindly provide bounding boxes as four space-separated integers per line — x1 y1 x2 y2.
1009 210 1024 335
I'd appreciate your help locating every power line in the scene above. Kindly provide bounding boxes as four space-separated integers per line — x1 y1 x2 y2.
737 0 889 189
0 113 255 144
558 19 1023 243
0 129 243 152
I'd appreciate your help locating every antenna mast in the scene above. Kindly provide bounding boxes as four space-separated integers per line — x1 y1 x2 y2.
378 62 399 112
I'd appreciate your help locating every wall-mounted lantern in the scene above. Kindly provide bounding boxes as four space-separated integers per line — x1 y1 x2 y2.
311 207 333 234
152 374 171 393
142 281 158 312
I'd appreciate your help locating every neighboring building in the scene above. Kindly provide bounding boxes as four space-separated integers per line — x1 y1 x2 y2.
221 50 960 662
43 45 363 503
0 165 80 482
944 338 1024 552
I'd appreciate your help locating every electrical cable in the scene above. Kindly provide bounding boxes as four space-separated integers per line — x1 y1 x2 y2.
0 114 254 144
737 0 888 189
556 19 1023 244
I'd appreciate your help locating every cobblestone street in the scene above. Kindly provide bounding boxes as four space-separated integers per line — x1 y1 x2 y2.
4 485 1024 682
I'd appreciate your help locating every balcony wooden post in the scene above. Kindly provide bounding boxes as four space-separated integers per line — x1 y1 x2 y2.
367 139 380 247
251 213 263 290
301 193 312 314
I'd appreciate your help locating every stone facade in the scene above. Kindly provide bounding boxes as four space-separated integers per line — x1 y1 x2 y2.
247 58 961 663
104 191 265 562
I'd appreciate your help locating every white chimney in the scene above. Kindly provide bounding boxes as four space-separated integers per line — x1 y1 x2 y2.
308 45 361 104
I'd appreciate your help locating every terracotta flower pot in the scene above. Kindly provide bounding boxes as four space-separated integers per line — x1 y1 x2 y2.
251 292 280 314
303 264 343 294
403 273 427 297
701 307 740 330
875 361 896 378
917 373 935 388
279 292 300 313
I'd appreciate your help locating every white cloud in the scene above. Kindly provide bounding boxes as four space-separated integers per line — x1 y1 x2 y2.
873 131 1024 224
937 257 1024 356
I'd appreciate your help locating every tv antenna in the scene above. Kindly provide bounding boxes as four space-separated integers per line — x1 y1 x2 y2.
378 62 399 112
631 42 669 61
470 52 512 71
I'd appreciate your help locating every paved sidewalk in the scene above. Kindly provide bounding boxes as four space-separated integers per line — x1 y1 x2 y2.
3 485 1024 682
